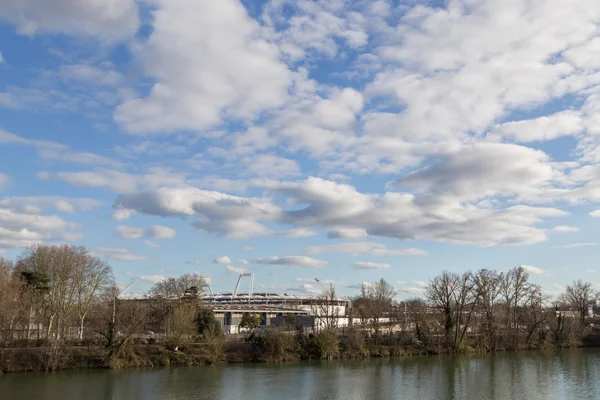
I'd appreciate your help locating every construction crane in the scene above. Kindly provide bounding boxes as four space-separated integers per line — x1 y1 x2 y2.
112 279 137 325
199 282 213 296
314 278 333 298
118 279 137 298
232 272 254 298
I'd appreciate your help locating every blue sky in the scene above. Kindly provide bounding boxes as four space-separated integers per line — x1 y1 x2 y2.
1 0 600 298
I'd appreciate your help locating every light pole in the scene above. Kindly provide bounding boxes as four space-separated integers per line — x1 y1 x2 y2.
109 280 136 344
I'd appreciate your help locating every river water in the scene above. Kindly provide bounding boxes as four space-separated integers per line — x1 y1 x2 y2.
2 349 600 400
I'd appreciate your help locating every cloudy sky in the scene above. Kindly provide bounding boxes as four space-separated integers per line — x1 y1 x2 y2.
1 0 599 298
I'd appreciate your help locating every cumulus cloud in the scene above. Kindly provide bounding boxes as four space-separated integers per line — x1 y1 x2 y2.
139 275 165 284
260 283 320 295
0 205 82 251
225 265 246 274
144 240 160 249
186 259 204 264
146 225 176 239
39 168 185 194
0 0 138 41
0 196 101 214
305 242 425 256
249 256 327 269
591 210 600 218
393 143 553 201
114 0 291 134
520 265 544 275
488 111 584 143
109 176 569 246
116 225 177 240
112 186 278 238
0 173 10 191
327 228 368 239
213 256 232 264
91 247 147 261
115 225 144 240
558 243 597 249
353 261 390 270
57 64 123 86
551 225 579 233
283 228 316 238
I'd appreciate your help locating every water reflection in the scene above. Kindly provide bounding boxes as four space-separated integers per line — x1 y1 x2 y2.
3 349 600 400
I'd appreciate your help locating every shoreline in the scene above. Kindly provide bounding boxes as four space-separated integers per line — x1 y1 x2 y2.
3 336 599 375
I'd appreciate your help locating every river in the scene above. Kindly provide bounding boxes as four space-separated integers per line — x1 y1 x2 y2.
2 349 600 400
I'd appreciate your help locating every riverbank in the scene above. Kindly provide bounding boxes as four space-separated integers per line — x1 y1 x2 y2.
3 330 600 374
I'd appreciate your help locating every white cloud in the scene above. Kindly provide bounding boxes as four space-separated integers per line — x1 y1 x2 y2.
39 168 185 194
590 210 600 218
112 186 279 238
213 256 232 264
225 265 246 274
353 261 390 270
305 242 425 256
240 154 301 179
0 173 10 191
144 240 160 249
0 51 3 64
115 225 176 244
186 259 204 265
0 205 82 251
91 247 147 261
551 225 579 233
327 228 368 239
139 275 166 284
558 243 597 249
520 265 544 275
250 256 327 269
146 225 176 239
295 278 339 285
0 0 139 41
57 64 123 86
259 283 320 295
109 176 569 246
114 0 292 134
115 225 144 240
238 259 249 265
263 0 368 60
393 143 553 202
283 228 316 238
488 111 584 143
242 246 254 252
37 146 121 168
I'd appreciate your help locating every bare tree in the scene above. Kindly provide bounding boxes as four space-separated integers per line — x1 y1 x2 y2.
473 269 502 350
17 244 113 341
75 255 113 339
357 279 396 343
313 284 341 329
149 273 207 299
0 258 24 341
148 273 206 337
564 280 595 325
500 266 531 347
426 271 460 346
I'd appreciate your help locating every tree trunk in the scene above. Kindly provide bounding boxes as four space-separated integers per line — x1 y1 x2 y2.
56 317 62 341
79 315 86 340
26 305 33 340
47 315 54 340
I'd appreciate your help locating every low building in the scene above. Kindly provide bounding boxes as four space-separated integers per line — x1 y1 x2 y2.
203 304 309 334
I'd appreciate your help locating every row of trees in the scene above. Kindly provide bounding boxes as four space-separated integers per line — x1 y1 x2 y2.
2 244 599 357
408 267 597 351
0 245 113 343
